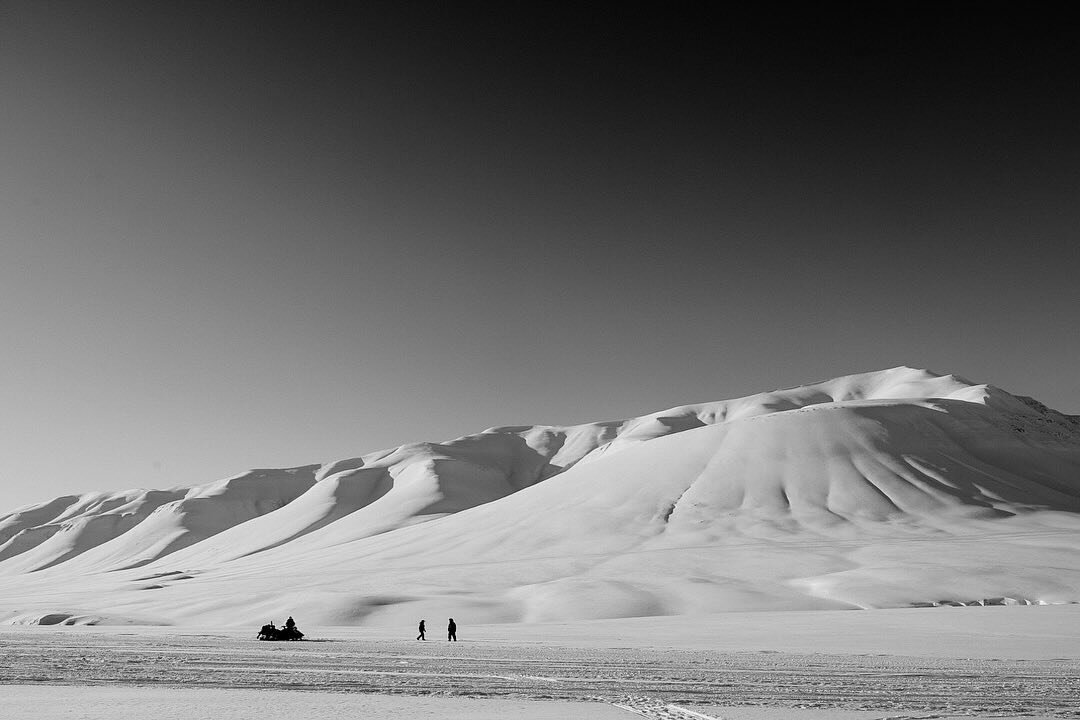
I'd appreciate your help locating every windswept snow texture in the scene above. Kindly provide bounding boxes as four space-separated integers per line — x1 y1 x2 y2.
2 366 1079 626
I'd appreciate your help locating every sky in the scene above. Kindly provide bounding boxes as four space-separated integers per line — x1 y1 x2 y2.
1 3 1078 510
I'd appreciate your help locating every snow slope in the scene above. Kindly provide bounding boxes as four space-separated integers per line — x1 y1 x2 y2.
1 367 1078 626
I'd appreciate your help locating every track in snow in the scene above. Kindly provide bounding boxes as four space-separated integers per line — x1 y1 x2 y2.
613 696 722 718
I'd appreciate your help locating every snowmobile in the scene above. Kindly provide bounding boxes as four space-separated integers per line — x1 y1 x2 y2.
257 623 305 640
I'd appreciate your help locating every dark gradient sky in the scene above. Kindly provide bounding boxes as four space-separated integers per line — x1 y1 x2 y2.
2 3 1078 509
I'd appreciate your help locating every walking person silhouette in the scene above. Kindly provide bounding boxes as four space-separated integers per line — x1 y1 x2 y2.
447 617 457 642
417 619 426 640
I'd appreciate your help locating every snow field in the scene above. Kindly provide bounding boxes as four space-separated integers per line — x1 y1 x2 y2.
2 606 1078 719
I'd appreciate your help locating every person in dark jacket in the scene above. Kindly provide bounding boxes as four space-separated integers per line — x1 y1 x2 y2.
417 619 426 640
447 617 457 641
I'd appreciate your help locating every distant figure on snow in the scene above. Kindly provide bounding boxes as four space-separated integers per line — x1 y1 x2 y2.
257 618 304 641
417 619 426 641
447 617 457 642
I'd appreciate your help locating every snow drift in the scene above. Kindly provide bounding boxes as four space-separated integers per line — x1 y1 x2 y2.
2 367 1079 626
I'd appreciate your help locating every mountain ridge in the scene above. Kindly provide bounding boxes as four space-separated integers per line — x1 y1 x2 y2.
2 366 1079 626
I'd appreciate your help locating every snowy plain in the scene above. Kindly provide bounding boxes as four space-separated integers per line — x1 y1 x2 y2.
3 606 1079 719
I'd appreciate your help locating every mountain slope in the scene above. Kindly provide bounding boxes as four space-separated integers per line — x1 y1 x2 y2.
1 366 1078 626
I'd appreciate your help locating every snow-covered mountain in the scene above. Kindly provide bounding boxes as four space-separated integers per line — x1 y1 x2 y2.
2 366 1079 626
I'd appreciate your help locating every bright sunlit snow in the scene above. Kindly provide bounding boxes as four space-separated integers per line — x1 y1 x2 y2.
2 367 1077 627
